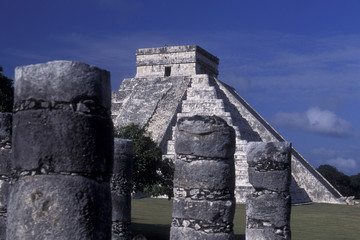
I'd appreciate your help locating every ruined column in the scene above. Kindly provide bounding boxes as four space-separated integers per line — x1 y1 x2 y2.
112 138 134 240
7 61 113 239
170 115 236 240
246 142 292 240
0 113 12 239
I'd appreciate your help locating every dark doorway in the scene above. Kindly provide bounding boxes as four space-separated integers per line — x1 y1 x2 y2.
164 66 171 77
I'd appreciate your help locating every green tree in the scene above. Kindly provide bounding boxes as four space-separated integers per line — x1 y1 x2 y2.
349 173 360 199
0 66 14 112
114 123 174 199
317 164 353 197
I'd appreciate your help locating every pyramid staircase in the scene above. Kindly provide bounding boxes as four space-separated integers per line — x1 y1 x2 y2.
112 45 344 205
163 74 253 202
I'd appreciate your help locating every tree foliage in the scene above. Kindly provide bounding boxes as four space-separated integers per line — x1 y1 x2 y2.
114 123 174 199
0 66 14 112
317 164 360 199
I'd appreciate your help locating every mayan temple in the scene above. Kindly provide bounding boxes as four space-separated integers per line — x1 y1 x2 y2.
111 45 343 204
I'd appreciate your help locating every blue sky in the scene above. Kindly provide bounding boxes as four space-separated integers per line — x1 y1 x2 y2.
1 0 359 175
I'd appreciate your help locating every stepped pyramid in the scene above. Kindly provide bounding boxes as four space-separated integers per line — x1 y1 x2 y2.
112 45 343 204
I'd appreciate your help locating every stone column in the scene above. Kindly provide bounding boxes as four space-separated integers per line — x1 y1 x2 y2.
0 112 12 239
170 115 236 240
7 61 113 239
246 142 292 240
112 138 134 240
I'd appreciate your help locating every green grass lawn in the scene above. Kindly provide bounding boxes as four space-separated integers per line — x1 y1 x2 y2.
132 198 360 240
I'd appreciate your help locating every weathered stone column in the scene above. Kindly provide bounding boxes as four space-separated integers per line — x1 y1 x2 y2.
246 142 292 240
0 113 12 240
112 138 134 240
170 115 236 240
7 61 113 239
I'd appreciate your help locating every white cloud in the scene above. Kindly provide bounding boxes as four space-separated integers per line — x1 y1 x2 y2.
327 157 358 172
273 107 353 137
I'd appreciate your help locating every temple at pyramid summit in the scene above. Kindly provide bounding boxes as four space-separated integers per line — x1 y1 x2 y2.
111 45 344 204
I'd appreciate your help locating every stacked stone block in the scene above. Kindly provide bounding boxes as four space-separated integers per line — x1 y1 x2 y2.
246 142 292 240
0 112 12 239
7 61 113 239
170 115 236 240
112 138 134 240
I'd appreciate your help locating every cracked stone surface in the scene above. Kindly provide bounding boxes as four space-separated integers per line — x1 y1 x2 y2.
111 138 133 240
7 61 113 240
246 142 292 240
170 115 235 240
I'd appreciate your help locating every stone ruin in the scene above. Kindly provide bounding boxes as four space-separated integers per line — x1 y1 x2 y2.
111 45 343 204
112 138 134 240
0 59 292 239
0 112 11 240
246 142 292 240
0 61 138 239
171 115 236 240
0 46 347 239
7 61 114 239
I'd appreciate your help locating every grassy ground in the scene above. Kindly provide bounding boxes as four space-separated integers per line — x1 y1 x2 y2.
131 198 360 240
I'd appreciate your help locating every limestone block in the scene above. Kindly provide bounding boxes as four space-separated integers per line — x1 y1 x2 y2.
8 60 113 239
14 61 111 109
248 168 290 192
246 192 291 228
170 227 234 240
246 142 292 239
0 180 9 212
173 159 234 191
246 142 292 169
175 115 235 158
12 110 113 175
0 215 6 240
172 199 235 223
0 149 11 175
111 138 133 240
112 195 131 223
137 51 196 66
112 222 131 240
7 175 111 240
171 115 236 240
113 138 133 177
246 142 291 192
0 112 12 148
246 227 290 240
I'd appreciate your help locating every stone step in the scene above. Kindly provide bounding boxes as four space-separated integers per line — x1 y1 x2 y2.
162 154 175 161
235 166 249 172
182 102 226 113
167 140 175 153
190 75 212 85
186 88 217 99
177 112 234 129
235 144 246 152
235 161 249 167
171 126 176 139
111 102 123 114
177 112 232 118
170 122 242 140
182 99 224 106
236 179 251 186
236 141 247 146
111 90 132 102
182 98 224 105
234 151 247 157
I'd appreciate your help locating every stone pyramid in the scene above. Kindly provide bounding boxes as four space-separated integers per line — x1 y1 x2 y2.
111 45 343 204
